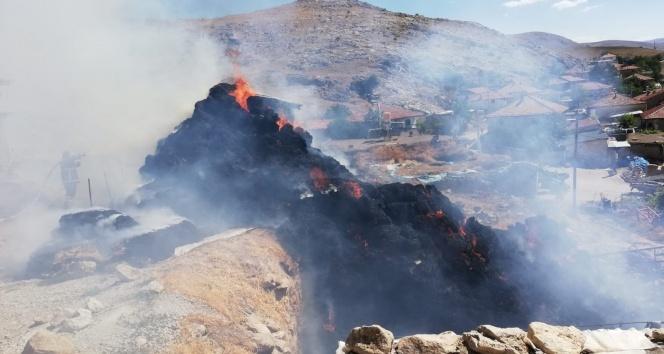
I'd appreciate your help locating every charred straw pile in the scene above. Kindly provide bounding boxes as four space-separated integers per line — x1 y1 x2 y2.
139 80 630 351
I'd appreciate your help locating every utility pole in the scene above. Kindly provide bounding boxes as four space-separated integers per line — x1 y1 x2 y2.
573 117 579 209
87 178 93 207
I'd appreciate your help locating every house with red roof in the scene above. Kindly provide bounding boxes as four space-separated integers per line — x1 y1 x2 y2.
589 92 646 121
619 65 641 78
483 95 570 154
642 104 664 130
635 88 664 110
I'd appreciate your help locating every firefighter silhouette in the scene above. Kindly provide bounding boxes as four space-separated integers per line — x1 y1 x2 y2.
60 151 83 203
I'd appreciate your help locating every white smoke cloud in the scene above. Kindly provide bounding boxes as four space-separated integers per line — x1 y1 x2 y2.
0 0 230 276
0 0 231 210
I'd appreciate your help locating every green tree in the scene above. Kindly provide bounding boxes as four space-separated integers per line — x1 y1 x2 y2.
618 114 637 129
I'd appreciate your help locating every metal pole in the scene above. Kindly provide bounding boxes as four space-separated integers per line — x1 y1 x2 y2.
573 117 579 209
87 178 93 207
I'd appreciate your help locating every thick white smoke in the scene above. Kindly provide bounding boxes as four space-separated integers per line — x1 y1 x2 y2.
0 0 230 207
0 0 230 275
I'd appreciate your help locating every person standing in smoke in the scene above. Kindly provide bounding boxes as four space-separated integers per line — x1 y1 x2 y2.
60 151 83 207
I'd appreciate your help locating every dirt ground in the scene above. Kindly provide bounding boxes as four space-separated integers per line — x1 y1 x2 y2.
0 228 301 354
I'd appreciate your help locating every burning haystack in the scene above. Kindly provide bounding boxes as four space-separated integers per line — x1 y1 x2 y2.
137 78 640 351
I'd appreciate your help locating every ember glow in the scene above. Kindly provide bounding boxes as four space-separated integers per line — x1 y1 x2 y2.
344 181 362 199
277 115 289 131
309 167 329 192
229 76 255 111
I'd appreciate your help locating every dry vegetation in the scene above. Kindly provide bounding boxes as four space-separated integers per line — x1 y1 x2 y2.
158 229 301 354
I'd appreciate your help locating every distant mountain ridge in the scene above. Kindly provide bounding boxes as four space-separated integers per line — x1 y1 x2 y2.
193 0 661 111
586 39 664 49
514 32 664 59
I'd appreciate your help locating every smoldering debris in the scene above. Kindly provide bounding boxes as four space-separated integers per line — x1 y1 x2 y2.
24 208 201 279
133 79 656 352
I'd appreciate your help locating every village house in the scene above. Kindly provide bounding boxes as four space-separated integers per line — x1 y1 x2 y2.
588 92 646 122
468 82 540 111
549 75 588 92
642 104 664 131
566 117 601 133
576 81 613 97
565 129 611 168
625 73 656 87
381 105 427 129
485 95 568 155
628 132 664 162
619 65 641 78
635 88 664 109
598 53 618 63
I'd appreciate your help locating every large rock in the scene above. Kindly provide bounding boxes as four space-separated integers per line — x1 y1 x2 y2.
527 322 584 354
477 325 530 353
651 329 664 343
343 325 394 354
22 330 74 354
395 332 467 354
60 308 92 332
463 330 525 354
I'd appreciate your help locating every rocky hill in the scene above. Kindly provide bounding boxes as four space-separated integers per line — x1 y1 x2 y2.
194 0 576 111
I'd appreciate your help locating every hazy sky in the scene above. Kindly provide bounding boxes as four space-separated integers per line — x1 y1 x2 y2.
162 0 664 43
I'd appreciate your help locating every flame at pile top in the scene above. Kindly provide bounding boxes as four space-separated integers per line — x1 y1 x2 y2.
229 76 256 112
277 115 289 131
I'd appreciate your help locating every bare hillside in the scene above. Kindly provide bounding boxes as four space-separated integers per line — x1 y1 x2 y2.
194 0 576 109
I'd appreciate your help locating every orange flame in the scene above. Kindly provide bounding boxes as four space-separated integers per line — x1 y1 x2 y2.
344 181 363 199
427 210 445 219
310 167 329 191
229 76 255 112
277 115 289 131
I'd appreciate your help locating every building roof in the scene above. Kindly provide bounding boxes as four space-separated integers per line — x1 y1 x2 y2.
577 81 612 91
470 83 541 103
620 65 641 71
601 53 617 59
635 88 664 102
626 74 655 82
567 117 601 132
487 96 568 118
496 82 540 96
590 92 643 108
381 105 426 120
643 104 664 120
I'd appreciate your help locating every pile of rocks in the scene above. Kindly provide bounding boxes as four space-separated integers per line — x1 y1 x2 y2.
341 324 664 354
